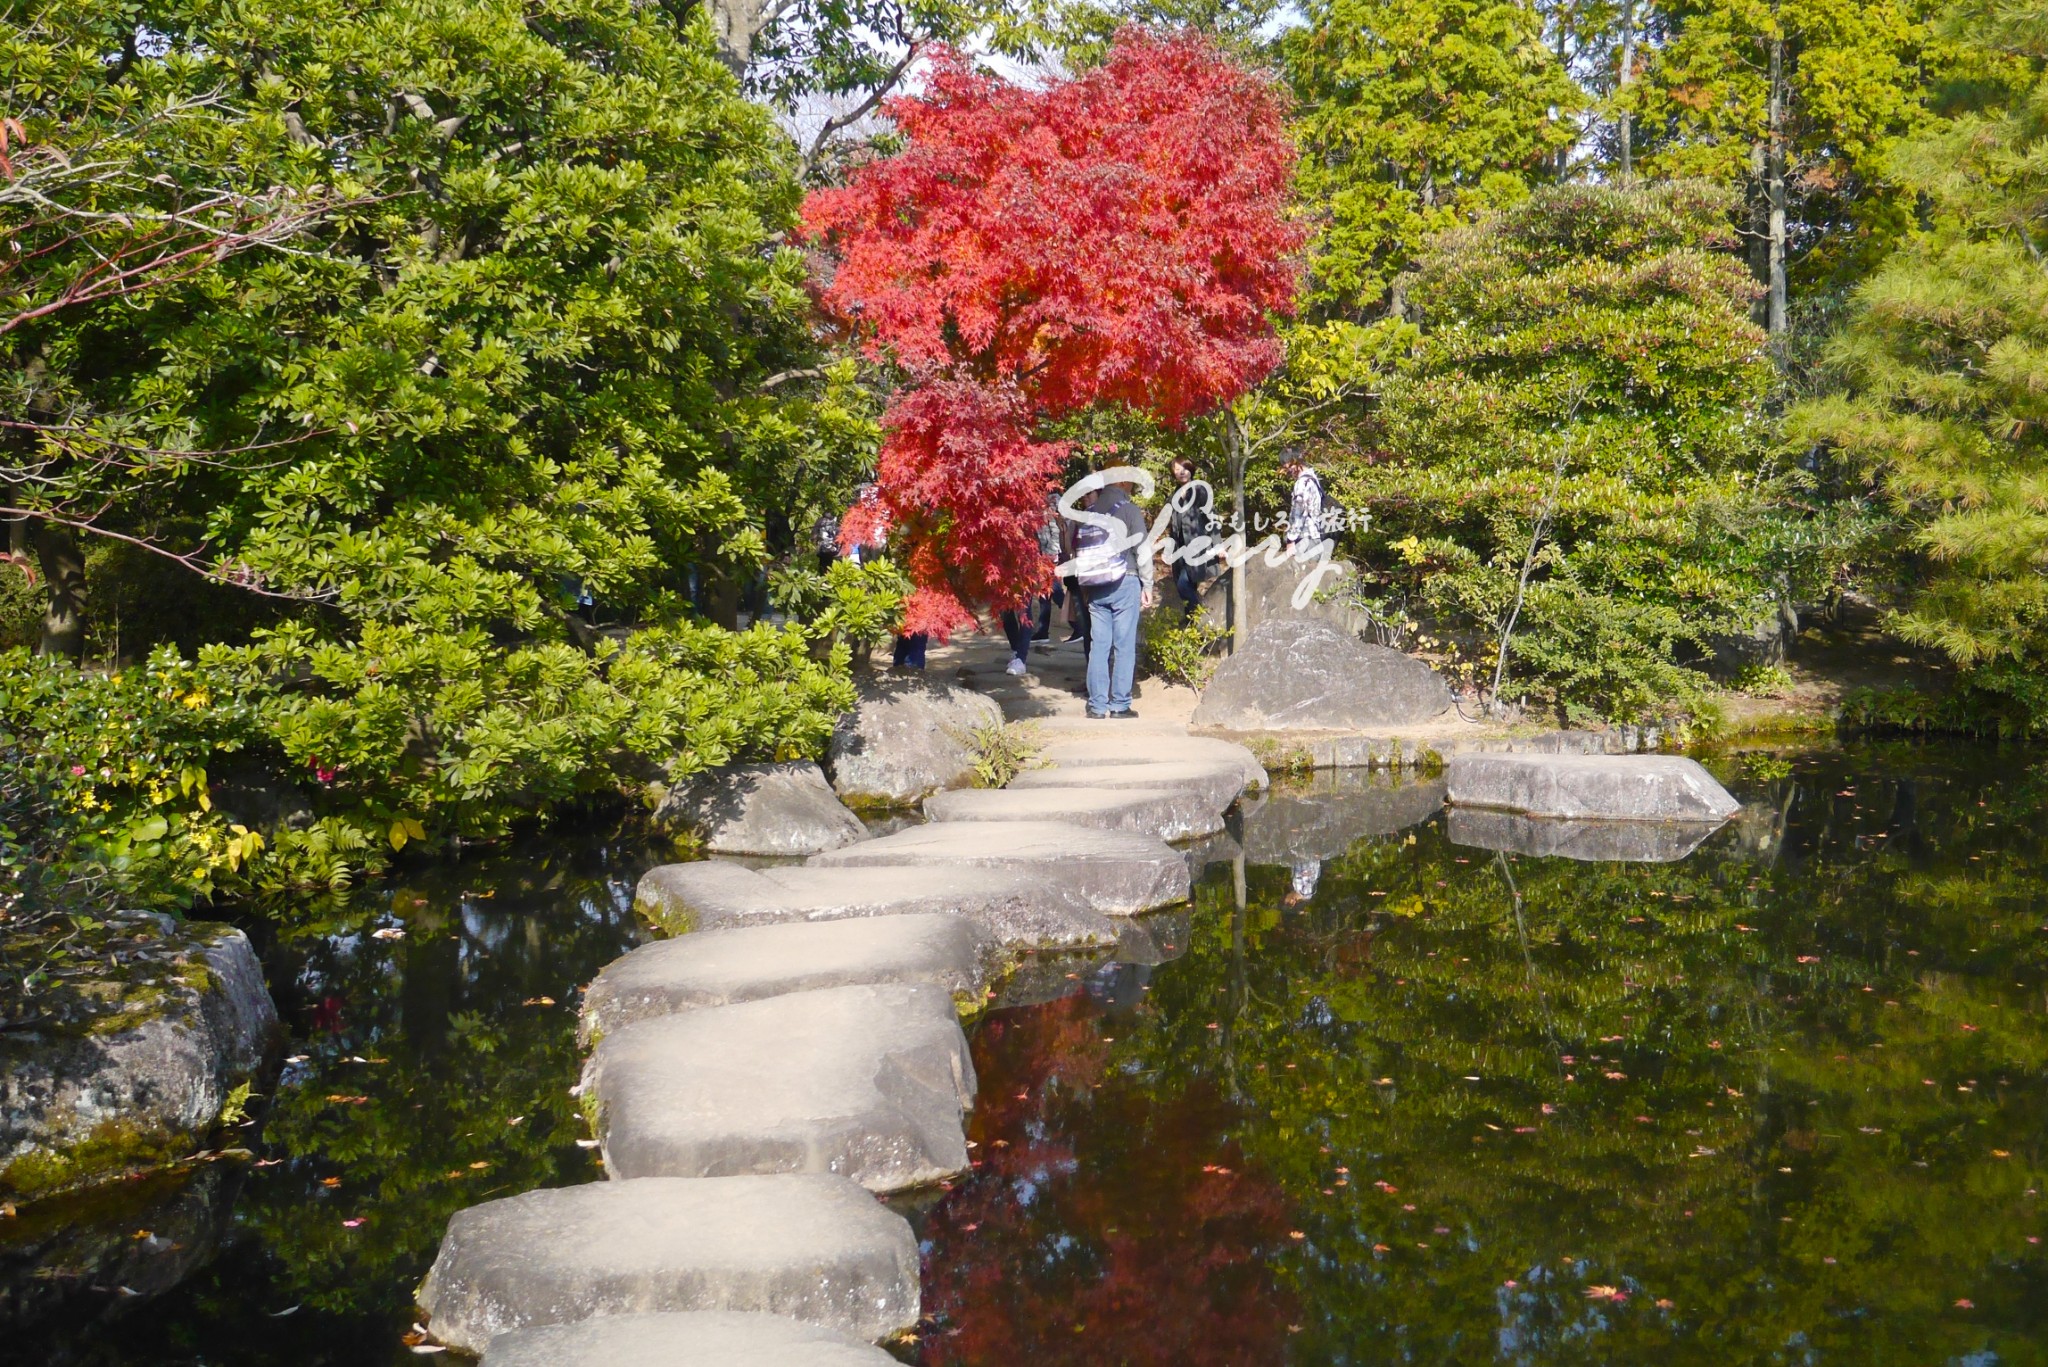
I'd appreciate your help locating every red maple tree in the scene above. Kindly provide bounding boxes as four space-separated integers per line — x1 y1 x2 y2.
805 28 1303 637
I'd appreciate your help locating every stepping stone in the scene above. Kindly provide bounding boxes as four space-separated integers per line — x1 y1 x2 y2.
582 983 974 1193
635 861 1119 951
923 785 1222 842
1444 754 1740 823
484 1310 901 1365
418 1174 918 1353
1446 808 1723 863
1191 618 1451 731
1037 734 1267 791
580 915 995 1045
808 820 1189 915
1008 758 1251 817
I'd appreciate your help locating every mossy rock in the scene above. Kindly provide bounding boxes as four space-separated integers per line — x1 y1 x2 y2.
1 914 279 1203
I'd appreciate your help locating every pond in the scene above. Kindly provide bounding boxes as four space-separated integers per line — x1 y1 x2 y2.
7 743 2046 1365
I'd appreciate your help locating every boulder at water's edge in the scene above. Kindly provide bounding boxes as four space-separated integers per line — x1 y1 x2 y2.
1191 619 1451 733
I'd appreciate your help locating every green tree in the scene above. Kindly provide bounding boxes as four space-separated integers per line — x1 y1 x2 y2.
1791 0 2048 730
1629 0 1954 339
0 0 864 899
1338 181 1853 721
1284 0 1584 315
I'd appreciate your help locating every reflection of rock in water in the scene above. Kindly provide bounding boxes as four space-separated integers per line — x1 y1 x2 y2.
1 1161 241 1346
1179 828 1242 879
1239 774 1446 865
1445 807 1725 863
988 950 1114 1011
1114 911 1191 967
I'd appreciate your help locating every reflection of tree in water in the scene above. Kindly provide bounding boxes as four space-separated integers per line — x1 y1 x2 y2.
918 994 1297 1366
932 746 2048 1365
13 832 656 1366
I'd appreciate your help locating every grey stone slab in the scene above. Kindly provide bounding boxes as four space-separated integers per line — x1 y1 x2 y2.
582 983 974 1194
1444 754 1741 823
1007 759 1250 819
1239 775 1446 864
1036 734 1267 791
1445 807 1724 863
418 1175 918 1353
483 1311 901 1366
1191 618 1452 732
808 820 1190 915
653 761 865 857
829 675 1002 807
580 915 994 1045
923 785 1222 842
634 861 1119 952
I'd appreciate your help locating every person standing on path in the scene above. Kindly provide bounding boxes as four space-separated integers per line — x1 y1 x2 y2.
1000 504 1062 676
1072 469 1154 719
1167 457 1217 617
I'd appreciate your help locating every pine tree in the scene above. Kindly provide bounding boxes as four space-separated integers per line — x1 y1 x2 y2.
1792 0 2048 724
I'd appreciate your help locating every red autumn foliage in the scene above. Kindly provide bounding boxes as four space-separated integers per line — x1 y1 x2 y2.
916 995 1297 1366
837 378 1067 639
804 28 1302 636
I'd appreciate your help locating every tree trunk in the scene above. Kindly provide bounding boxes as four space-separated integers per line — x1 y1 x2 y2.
1766 28 1789 346
1225 417 1250 652
1617 0 1637 179
31 520 86 661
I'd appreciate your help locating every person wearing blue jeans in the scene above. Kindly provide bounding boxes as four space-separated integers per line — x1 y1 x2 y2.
1073 472 1155 718
1085 573 1145 715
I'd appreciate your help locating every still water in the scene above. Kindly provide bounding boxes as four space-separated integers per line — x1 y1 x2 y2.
8 744 2047 1364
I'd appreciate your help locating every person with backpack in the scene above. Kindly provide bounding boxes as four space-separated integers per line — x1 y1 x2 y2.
1071 468 1155 719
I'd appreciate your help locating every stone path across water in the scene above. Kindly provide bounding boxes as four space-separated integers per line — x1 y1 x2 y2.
417 631 1269 1356
581 982 976 1192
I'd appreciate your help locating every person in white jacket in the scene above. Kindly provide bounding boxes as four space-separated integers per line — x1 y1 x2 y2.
1283 455 1325 547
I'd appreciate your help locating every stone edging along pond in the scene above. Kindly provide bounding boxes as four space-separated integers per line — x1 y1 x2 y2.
412 664 1741 1361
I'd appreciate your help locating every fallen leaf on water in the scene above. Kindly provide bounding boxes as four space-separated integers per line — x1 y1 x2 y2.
522 996 556 1007
342 1218 365 1229
371 927 406 940
1289 1231 1305 1240
1955 1299 1975 1310
1993 1150 2011 1158
1585 1285 1625 1302
321 1176 342 1188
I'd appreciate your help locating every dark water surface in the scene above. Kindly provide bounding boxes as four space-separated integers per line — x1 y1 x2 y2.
7 744 2048 1365
913 745 2048 1366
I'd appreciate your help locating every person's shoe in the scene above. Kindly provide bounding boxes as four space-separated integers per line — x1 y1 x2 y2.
1110 708 1139 720
1032 628 1051 641
1005 658 1027 676
1086 708 1112 719
1064 630 1086 643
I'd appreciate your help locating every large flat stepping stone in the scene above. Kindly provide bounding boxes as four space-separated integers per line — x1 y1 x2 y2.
1037 734 1266 791
923 785 1222 842
808 820 1190 915
635 861 1118 951
1008 758 1251 819
583 983 974 1193
1446 807 1722 863
580 914 994 1044
484 1311 900 1365
418 1175 917 1352
652 761 865 857
1444 754 1740 823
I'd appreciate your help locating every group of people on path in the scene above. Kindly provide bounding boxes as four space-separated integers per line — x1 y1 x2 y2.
816 455 1328 720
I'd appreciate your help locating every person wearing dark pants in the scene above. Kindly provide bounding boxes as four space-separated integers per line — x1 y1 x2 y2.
891 632 927 670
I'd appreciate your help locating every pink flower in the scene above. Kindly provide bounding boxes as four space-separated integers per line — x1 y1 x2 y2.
71 765 87 776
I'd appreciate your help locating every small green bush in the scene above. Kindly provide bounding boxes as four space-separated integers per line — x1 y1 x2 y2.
1141 608 1231 689
961 719 1042 789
